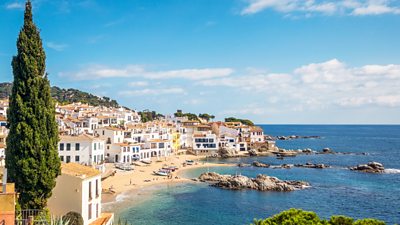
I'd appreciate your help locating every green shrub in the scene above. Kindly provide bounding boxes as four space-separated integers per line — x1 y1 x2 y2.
63 211 84 225
252 209 386 225
329 215 354 225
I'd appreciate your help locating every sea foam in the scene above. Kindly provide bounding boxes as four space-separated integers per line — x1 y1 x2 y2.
384 169 400 174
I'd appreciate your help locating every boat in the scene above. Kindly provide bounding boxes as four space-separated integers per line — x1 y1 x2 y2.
141 159 152 164
115 163 134 171
162 166 178 172
153 169 170 176
185 160 194 165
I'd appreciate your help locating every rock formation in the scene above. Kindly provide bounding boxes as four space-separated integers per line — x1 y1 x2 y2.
198 172 310 192
252 161 270 168
350 162 385 173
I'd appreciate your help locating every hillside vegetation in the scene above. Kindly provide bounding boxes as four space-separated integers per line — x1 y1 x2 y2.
0 82 119 108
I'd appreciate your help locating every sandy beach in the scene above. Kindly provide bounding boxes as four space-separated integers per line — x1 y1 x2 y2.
101 155 234 204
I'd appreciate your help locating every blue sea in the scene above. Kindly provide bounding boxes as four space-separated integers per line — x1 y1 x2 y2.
106 125 400 224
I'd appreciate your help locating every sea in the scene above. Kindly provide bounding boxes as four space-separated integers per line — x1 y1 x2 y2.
104 125 400 225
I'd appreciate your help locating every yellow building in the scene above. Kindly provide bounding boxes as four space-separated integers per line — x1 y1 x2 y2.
172 131 181 154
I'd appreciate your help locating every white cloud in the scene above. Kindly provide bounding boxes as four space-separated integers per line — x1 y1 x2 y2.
241 0 400 16
46 42 68 51
6 2 24 10
119 88 186 96
129 81 149 87
61 65 233 81
199 59 400 108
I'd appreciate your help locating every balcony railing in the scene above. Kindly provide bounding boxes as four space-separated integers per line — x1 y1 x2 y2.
15 209 49 225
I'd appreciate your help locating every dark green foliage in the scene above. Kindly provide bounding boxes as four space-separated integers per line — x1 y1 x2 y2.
225 117 255 126
329 215 354 225
0 82 12 98
6 1 60 209
198 113 215 122
51 86 119 107
63 211 84 225
174 110 199 121
253 209 324 225
1 82 120 108
139 110 164 122
353 219 385 225
252 209 386 225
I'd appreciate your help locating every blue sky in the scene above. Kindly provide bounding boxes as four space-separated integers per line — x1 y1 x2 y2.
1 0 400 124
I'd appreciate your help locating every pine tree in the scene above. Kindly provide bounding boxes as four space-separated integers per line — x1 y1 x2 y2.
6 0 61 210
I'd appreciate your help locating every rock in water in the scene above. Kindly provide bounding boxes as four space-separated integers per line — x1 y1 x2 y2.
198 172 310 192
248 149 258 156
350 162 385 173
252 161 270 168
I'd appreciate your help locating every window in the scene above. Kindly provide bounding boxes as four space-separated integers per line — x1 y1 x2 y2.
66 143 71 151
96 203 99 218
89 181 92 200
60 156 64 162
88 204 92 220
60 143 64 151
107 146 110 150
102 130 105 135
75 155 80 162
94 155 97 163
75 143 80 151
96 179 99 197
94 143 97 150
66 156 71 163
159 143 165 148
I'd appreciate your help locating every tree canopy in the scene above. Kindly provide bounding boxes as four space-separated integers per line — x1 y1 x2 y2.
6 0 60 209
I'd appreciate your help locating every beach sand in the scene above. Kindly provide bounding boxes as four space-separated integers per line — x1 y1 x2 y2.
101 155 233 204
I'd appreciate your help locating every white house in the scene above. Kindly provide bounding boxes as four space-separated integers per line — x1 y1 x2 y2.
47 163 114 225
58 134 105 172
107 143 141 163
142 139 172 159
192 132 219 156
95 127 124 145
250 126 264 143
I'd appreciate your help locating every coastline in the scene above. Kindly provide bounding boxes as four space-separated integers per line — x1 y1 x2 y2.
101 154 234 204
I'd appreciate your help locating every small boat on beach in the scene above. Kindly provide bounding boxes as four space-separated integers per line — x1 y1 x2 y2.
115 163 134 171
185 160 194 165
153 169 170 176
141 159 152 164
162 166 178 172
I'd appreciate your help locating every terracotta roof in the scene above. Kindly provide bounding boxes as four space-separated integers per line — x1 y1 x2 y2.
60 134 101 142
61 163 101 179
102 127 124 131
0 115 6 121
250 126 263 132
90 213 114 225
148 139 169 143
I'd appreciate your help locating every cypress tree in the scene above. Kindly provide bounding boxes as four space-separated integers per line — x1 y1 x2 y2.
6 0 61 210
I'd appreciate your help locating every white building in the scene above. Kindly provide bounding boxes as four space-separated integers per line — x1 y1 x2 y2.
47 163 114 225
142 139 172 159
107 143 141 163
250 126 264 143
192 132 219 156
58 134 105 172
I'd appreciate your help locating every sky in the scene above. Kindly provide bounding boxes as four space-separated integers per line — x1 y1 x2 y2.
1 0 400 124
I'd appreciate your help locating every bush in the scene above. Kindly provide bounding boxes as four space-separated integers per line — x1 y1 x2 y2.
329 215 354 225
252 209 386 225
63 211 83 225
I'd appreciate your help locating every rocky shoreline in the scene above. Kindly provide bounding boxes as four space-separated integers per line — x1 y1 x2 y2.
350 162 385 173
197 172 310 192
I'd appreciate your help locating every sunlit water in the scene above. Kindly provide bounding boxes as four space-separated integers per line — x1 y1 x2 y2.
106 125 400 224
